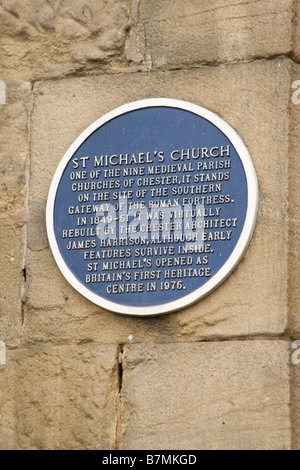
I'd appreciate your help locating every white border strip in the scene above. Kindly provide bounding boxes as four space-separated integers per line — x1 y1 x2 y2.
46 98 259 316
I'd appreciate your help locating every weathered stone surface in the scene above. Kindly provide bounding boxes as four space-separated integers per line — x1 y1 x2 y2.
0 82 30 347
289 68 300 450
0 358 15 450
289 64 300 450
0 226 23 347
0 344 118 450
293 0 300 62
0 0 132 81
25 59 289 345
138 0 293 70
0 82 31 221
121 341 291 450
0 0 295 452
289 64 300 333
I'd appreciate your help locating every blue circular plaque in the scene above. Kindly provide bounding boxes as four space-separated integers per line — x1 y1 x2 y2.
47 99 258 316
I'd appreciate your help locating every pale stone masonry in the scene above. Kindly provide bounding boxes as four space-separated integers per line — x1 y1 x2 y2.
0 0 299 449
0 82 31 348
0 344 118 449
138 0 293 69
26 61 289 345
121 342 291 450
0 0 133 80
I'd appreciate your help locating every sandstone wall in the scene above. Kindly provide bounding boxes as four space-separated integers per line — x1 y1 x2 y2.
0 0 299 450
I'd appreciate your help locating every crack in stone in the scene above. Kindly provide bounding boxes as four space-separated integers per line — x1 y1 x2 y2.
21 83 34 328
115 344 124 450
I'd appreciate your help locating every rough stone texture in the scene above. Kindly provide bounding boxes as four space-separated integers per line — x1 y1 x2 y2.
292 354 300 450
0 0 297 450
0 82 31 347
0 82 30 222
293 0 300 62
121 341 291 450
0 360 14 450
290 65 300 451
24 59 289 346
138 0 293 70
0 344 118 450
0 0 294 81
0 226 24 347
289 64 300 333
0 0 132 81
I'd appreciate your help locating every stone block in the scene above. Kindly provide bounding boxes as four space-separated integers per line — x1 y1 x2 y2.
293 0 300 62
121 341 291 450
25 59 290 345
0 226 23 347
288 64 300 333
138 0 293 70
0 81 31 221
0 344 118 450
0 82 30 347
0 0 132 81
